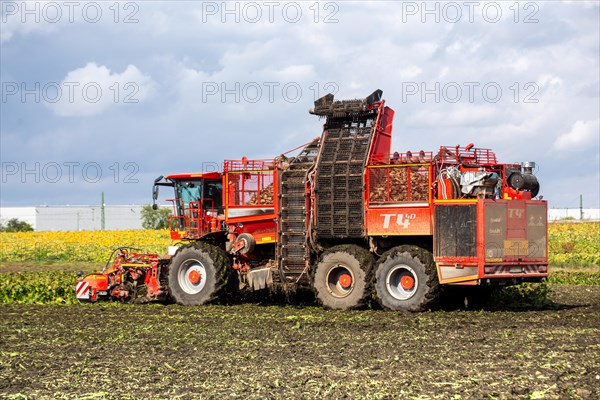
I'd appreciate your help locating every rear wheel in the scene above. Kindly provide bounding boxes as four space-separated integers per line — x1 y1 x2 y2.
313 245 373 310
168 243 230 305
374 245 439 311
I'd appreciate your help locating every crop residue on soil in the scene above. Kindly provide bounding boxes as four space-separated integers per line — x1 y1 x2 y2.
0 285 599 399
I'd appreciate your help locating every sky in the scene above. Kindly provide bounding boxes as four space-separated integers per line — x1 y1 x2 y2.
1 0 599 209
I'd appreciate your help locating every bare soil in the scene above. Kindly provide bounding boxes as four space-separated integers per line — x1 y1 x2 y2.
0 285 599 400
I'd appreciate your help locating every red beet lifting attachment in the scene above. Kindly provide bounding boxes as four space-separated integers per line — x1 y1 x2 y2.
76 248 168 303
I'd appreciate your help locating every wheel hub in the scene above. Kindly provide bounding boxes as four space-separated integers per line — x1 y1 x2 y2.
338 273 352 289
400 275 415 290
385 264 419 301
178 259 207 295
188 270 202 285
326 264 355 298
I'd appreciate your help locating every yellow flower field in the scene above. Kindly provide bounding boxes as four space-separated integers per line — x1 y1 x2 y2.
0 230 172 264
0 222 598 267
548 222 599 267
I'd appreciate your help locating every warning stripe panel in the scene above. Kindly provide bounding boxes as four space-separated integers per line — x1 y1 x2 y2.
76 281 90 299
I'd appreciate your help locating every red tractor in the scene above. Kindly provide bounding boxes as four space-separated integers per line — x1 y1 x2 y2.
78 89 548 310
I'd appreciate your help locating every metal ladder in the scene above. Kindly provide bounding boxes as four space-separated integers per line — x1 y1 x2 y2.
277 139 320 283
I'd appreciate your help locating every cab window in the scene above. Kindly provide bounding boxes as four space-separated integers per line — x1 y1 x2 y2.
204 180 223 211
177 181 202 205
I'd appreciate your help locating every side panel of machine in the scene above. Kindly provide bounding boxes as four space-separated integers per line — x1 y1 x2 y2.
434 202 479 283
366 206 431 235
435 203 477 258
434 199 548 284
479 199 548 278
525 203 547 259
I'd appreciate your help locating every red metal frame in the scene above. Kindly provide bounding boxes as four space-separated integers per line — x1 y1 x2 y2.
167 197 219 240
436 145 498 165
367 101 394 157
223 159 278 246
223 159 276 207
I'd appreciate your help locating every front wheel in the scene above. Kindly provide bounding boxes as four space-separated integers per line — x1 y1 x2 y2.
168 243 230 306
374 245 439 311
313 245 373 310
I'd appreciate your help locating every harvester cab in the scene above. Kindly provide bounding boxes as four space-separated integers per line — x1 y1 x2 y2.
152 172 225 241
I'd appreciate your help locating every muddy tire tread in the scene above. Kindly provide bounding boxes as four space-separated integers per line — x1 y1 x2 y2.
312 244 374 310
374 245 439 311
167 242 231 306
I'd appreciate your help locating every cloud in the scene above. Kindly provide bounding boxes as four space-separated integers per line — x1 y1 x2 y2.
0 1 57 43
1 1 598 208
47 63 156 117
553 120 600 151
445 38 481 55
406 104 501 128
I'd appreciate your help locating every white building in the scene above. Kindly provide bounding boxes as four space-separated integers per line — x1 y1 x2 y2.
547 208 600 221
0 205 171 231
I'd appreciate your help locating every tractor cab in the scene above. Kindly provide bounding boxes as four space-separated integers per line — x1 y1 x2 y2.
152 172 225 240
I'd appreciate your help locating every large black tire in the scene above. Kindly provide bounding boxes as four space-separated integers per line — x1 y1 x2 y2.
313 245 374 310
374 245 439 311
168 242 230 306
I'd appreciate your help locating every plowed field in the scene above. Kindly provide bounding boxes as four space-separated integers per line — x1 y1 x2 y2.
1 285 598 399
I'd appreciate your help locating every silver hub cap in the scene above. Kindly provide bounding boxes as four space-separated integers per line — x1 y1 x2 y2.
178 259 207 295
386 265 418 300
326 264 355 298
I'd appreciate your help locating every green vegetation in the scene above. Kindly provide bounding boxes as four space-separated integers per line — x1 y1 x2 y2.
547 269 600 285
548 221 599 267
140 205 172 230
0 272 77 304
0 271 595 306
491 282 551 308
0 218 34 232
